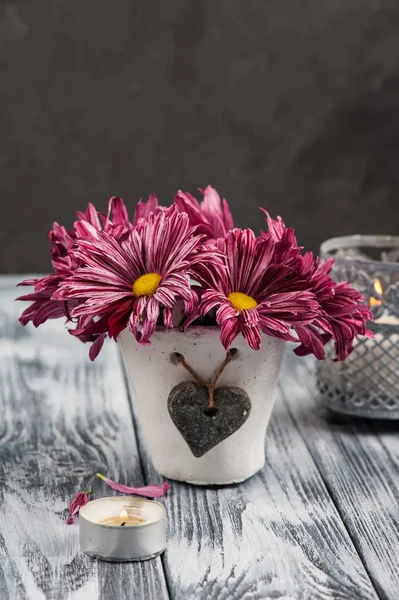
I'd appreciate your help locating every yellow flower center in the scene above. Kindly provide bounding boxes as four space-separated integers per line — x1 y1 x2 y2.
228 292 258 312
132 273 162 297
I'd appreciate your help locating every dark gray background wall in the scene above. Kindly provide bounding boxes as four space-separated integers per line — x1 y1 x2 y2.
1 1 399 273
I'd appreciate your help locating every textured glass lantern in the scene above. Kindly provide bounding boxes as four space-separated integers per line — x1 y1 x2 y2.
317 235 399 419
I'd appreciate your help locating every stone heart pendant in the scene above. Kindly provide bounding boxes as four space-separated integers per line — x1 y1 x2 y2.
167 381 251 457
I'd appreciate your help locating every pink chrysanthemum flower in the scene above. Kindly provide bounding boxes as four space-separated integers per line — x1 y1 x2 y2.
133 193 162 226
263 212 373 360
17 222 79 328
53 206 224 348
175 185 234 241
294 259 373 361
17 188 371 362
198 228 320 350
75 196 133 241
17 197 133 356
261 209 302 265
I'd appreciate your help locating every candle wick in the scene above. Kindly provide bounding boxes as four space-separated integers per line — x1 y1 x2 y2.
120 522 126 527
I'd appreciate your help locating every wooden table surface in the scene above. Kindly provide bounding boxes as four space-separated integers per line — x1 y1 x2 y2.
1 276 399 600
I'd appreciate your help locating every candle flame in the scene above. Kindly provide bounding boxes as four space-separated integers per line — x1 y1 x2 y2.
373 279 383 296
369 279 383 307
370 297 382 307
120 509 128 519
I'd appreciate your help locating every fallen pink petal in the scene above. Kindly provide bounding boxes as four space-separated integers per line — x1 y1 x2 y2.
96 473 171 497
66 490 91 525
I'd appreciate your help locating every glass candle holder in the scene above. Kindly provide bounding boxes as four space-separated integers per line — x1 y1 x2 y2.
317 235 399 419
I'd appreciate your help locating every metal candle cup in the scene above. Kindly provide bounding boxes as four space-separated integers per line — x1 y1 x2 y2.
317 235 399 418
79 496 166 562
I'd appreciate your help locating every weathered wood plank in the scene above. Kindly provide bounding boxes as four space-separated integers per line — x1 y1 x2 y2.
0 278 169 600
125 349 380 599
280 353 399 600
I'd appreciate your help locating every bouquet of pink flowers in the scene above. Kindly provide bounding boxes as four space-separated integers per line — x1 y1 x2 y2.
17 186 373 361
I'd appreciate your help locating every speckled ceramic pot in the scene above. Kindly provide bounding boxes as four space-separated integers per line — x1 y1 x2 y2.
119 327 285 485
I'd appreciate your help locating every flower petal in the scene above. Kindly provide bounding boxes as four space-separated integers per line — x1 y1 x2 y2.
96 473 171 497
220 316 242 349
66 490 90 524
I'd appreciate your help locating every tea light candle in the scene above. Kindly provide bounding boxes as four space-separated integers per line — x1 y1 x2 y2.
79 496 166 562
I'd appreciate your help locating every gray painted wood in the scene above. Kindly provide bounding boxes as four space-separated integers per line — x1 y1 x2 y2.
127 360 379 599
0 278 169 600
280 354 399 600
3 274 399 600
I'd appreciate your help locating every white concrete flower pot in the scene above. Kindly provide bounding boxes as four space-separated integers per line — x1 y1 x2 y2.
119 327 285 485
